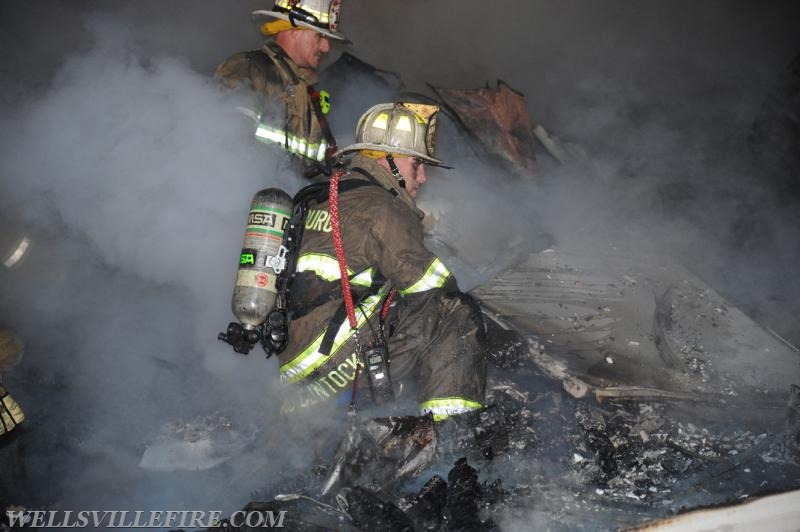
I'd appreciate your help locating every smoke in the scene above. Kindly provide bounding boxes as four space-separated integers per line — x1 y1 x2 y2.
0 8 317 517
340 0 800 345
1 0 800 527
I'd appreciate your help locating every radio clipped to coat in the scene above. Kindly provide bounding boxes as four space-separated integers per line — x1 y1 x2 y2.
219 188 293 355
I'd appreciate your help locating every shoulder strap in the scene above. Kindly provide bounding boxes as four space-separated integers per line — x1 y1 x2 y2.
243 50 284 88
293 177 376 207
248 45 300 87
307 86 337 161
350 167 399 197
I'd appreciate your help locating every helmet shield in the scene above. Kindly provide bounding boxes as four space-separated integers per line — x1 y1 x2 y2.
338 102 446 166
253 0 346 41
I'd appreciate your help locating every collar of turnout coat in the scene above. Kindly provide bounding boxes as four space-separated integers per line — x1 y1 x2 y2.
263 40 319 86
347 154 425 220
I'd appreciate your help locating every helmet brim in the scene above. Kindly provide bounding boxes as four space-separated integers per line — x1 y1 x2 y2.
252 10 347 41
336 143 448 167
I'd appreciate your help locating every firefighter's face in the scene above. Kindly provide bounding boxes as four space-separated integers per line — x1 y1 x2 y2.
396 157 428 198
292 30 331 69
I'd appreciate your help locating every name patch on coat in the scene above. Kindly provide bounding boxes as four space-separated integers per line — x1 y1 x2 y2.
305 209 332 233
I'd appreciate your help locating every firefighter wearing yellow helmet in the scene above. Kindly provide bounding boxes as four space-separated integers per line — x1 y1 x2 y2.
0 329 25 436
278 102 487 422
214 0 345 178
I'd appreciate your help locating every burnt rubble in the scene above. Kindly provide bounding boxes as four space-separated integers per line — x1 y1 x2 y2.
445 458 489 531
202 458 493 532
230 370 800 530
204 367 800 531
8 364 796 531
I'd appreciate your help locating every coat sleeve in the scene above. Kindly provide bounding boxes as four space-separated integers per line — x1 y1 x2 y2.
363 196 458 296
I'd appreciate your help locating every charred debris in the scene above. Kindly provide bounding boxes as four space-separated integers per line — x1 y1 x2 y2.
187 360 799 531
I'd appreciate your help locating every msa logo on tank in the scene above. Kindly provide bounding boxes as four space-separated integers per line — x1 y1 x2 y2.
240 250 257 266
248 210 289 231
305 208 332 233
238 248 272 289
239 248 270 267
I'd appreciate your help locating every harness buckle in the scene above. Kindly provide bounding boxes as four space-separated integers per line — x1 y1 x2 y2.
268 245 289 274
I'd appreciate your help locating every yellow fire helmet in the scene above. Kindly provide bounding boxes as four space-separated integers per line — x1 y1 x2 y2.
337 102 447 167
253 0 346 41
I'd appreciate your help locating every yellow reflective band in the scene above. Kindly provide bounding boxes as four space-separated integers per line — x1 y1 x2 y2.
372 112 389 130
396 115 412 132
297 253 350 281
399 257 451 295
296 254 375 287
308 141 328 161
280 291 386 383
279 351 363 414
255 123 327 162
350 269 374 287
419 397 482 422
255 123 285 143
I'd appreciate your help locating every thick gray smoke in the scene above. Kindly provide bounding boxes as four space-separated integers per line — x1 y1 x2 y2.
344 0 800 342
0 7 311 518
1 0 799 528
1 14 291 371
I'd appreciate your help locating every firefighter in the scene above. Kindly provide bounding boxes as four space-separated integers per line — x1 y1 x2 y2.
279 102 487 421
214 0 345 178
0 329 24 436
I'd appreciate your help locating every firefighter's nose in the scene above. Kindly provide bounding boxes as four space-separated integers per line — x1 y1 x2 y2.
319 37 331 53
417 165 428 184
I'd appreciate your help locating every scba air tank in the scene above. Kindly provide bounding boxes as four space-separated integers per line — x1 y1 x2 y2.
231 188 293 328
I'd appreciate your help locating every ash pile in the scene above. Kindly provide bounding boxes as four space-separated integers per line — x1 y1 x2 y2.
193 363 799 531
200 382 539 532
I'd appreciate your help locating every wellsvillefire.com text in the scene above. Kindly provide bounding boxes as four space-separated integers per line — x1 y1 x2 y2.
6 510 287 528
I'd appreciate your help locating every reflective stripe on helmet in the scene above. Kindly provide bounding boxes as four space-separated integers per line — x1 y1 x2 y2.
280 291 385 383
419 397 482 422
336 102 446 166
399 257 451 295
255 122 328 162
296 253 374 287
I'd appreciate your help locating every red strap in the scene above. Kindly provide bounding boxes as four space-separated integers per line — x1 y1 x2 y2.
329 170 358 329
381 288 397 322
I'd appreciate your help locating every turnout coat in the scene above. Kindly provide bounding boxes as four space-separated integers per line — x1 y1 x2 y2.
279 155 487 420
